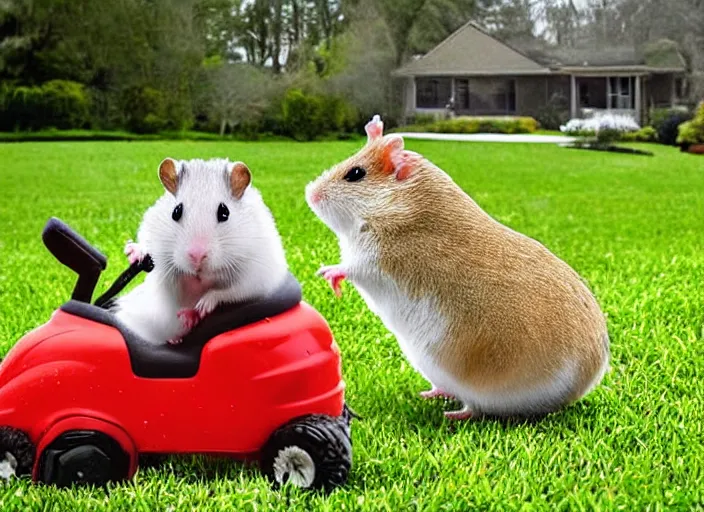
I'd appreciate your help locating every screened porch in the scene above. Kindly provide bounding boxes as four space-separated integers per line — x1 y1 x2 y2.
570 75 643 121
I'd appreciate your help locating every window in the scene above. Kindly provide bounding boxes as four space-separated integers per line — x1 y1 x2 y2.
609 77 635 109
416 77 452 109
469 78 516 114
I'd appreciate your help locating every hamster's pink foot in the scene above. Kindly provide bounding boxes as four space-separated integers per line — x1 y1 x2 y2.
444 405 473 421
167 338 184 345
317 265 347 297
420 387 455 400
177 308 201 331
124 240 145 265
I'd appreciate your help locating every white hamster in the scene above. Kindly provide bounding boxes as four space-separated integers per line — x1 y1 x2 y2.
112 157 289 344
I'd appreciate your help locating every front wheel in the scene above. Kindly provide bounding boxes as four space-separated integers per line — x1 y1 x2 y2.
37 430 130 487
260 412 353 493
0 426 35 480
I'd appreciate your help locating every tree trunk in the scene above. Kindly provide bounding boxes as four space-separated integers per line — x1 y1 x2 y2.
271 0 283 73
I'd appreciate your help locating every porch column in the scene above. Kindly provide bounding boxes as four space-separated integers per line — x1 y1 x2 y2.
635 75 642 124
410 77 416 113
570 75 577 118
606 77 611 110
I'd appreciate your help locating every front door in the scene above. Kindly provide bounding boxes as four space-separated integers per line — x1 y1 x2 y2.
455 79 470 111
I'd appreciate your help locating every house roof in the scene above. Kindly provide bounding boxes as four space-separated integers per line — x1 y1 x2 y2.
392 21 551 77
528 43 686 72
393 22 687 77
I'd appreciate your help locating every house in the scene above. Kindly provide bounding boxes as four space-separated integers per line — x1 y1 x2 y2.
392 21 687 125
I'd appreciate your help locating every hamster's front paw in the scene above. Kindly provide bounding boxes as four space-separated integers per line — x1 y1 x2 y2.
194 293 219 319
167 338 184 345
124 240 145 265
177 308 201 331
316 264 347 297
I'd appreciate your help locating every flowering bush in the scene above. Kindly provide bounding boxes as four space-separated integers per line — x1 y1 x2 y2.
560 113 639 135
560 113 640 145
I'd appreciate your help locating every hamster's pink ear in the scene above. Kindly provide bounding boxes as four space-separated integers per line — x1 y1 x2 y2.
365 114 384 142
380 134 411 178
158 158 179 195
391 149 423 181
229 161 251 200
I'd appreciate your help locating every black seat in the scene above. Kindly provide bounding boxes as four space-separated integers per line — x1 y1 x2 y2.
60 273 302 378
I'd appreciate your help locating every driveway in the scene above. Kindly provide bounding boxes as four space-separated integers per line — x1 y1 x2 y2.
394 132 576 144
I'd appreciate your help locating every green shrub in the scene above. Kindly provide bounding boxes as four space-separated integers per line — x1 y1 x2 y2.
651 107 692 146
279 89 358 141
396 116 539 135
408 113 437 125
0 80 91 131
40 80 91 129
531 93 569 131
319 95 359 133
650 107 689 129
280 88 323 141
676 102 704 145
596 128 622 145
621 126 658 142
122 86 168 134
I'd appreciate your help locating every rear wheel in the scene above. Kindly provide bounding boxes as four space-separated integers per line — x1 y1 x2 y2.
260 414 352 493
0 426 35 480
38 430 130 487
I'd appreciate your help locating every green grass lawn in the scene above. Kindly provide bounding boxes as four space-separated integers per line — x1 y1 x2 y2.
0 139 702 510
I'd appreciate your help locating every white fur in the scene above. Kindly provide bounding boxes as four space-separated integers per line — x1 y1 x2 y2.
113 158 288 344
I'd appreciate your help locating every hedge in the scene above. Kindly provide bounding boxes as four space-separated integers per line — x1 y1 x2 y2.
0 80 91 131
396 116 540 135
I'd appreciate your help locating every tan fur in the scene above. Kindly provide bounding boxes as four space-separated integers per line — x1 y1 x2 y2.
309 134 610 412
158 158 179 195
230 162 251 199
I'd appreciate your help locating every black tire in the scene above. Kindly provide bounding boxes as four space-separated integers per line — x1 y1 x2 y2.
37 430 130 488
260 413 353 493
0 426 35 477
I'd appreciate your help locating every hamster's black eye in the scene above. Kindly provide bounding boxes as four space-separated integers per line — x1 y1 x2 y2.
217 203 229 222
172 203 183 222
343 166 366 182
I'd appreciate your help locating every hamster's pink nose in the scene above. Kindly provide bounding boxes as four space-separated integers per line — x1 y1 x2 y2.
187 246 208 269
308 189 323 205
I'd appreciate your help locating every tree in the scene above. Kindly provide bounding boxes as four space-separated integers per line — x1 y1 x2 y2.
201 62 272 135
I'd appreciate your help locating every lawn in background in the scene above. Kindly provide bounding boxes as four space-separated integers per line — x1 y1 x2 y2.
0 139 702 510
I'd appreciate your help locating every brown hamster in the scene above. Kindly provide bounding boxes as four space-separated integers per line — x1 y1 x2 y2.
305 115 610 419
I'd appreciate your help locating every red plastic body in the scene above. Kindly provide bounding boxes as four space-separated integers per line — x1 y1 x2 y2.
0 302 345 479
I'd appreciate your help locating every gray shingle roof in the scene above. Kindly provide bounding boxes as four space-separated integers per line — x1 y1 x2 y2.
393 22 686 76
392 21 550 77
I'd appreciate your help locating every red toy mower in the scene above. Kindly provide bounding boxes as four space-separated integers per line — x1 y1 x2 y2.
0 218 354 492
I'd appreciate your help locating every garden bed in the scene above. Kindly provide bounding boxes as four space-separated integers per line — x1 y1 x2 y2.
680 143 704 155
563 142 654 156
